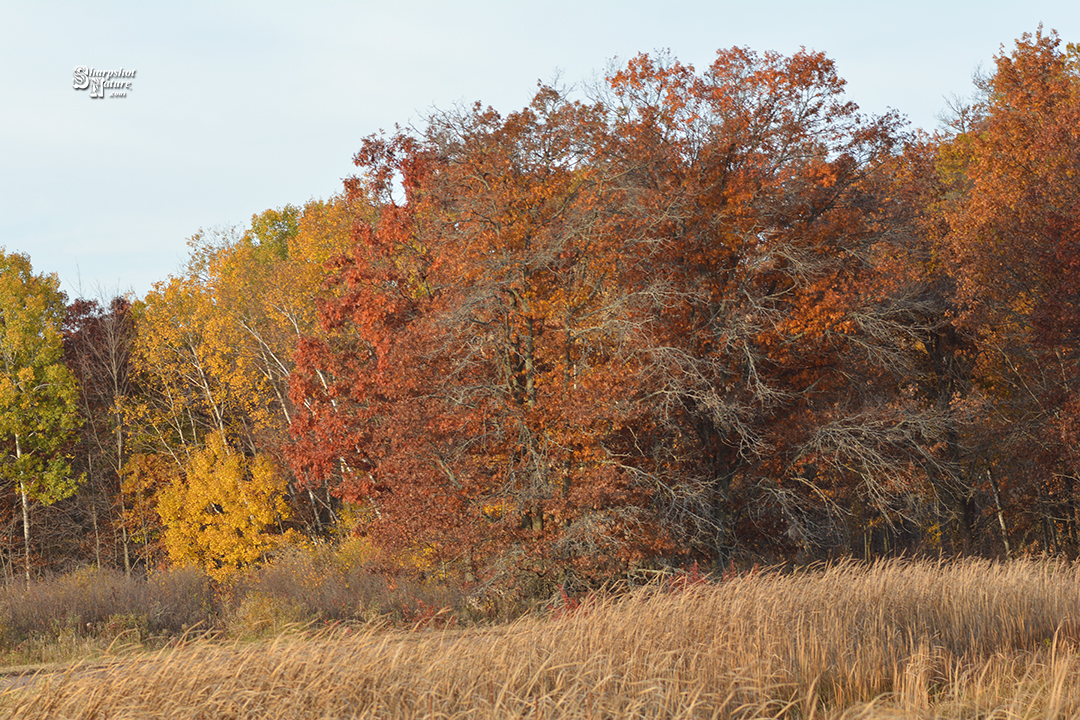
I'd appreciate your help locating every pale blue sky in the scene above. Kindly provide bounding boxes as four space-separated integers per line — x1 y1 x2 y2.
1 1 1077 299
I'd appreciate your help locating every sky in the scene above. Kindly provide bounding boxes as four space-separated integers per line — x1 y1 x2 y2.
2 1 1077 300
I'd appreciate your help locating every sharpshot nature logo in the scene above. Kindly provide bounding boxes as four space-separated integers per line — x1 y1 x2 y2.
73 66 136 99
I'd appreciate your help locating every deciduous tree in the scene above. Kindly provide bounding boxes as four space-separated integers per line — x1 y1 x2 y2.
288 47 934 583
0 250 81 583
939 29 1080 552
62 296 137 572
157 431 292 581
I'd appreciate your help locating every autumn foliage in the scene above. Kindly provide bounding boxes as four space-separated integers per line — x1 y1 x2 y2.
288 46 941 585
7 29 1080 588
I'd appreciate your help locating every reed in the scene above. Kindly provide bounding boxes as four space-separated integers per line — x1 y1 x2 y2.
4 557 1080 718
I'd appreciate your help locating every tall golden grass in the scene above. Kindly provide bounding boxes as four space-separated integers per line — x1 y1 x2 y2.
4 557 1080 719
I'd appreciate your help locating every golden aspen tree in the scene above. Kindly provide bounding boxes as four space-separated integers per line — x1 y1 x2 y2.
157 431 292 581
126 199 366 567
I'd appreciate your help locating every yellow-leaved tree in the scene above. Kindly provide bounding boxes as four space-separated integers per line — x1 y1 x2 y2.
157 432 293 581
124 197 366 553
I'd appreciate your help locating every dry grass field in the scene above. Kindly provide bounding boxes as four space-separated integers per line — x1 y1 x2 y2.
3 558 1080 718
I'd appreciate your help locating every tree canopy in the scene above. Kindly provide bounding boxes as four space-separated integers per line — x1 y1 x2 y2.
11 29 1080 585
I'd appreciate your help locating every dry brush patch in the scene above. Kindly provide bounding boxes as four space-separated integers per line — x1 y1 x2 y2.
0 567 215 667
4 558 1080 718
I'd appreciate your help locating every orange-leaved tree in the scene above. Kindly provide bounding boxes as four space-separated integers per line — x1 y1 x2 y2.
290 91 659 586
599 48 934 559
938 28 1080 552
289 48 940 582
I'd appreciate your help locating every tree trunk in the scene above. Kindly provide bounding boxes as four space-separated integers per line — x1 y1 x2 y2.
118 493 132 576
13 433 30 586
987 468 1011 557
20 486 30 587
91 503 102 570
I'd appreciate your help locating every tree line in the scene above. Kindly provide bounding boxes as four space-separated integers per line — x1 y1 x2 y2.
2 29 1079 590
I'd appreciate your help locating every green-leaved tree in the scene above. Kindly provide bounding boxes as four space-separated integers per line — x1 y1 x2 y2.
0 250 81 583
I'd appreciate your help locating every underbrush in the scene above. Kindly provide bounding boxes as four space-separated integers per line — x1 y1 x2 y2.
0 566 214 665
0 541 496 665
222 541 475 639
4 558 1080 718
